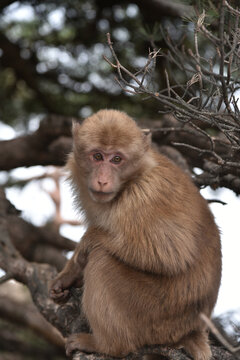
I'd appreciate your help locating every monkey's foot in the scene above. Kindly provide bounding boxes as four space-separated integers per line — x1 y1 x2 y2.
66 333 97 357
188 346 212 360
181 331 212 360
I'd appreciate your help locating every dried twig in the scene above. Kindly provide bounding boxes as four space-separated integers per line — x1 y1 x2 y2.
207 199 227 205
200 313 240 356
104 2 240 193
224 0 240 16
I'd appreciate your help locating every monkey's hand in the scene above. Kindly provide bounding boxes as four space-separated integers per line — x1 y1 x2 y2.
49 255 85 303
49 271 82 303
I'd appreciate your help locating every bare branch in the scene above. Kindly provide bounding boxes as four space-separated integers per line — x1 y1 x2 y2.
0 114 73 170
200 313 240 356
0 189 76 270
224 0 240 16
104 9 240 194
207 199 227 205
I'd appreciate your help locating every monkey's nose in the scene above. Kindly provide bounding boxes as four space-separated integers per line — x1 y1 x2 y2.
98 181 108 188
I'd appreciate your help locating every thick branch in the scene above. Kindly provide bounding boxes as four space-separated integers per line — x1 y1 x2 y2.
0 218 88 336
0 295 64 348
195 170 240 194
0 115 72 170
0 188 76 270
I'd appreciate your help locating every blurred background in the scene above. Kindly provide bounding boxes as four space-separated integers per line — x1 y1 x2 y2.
0 1 239 359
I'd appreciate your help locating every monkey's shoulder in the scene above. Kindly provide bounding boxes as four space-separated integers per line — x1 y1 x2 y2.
121 151 210 220
138 151 197 197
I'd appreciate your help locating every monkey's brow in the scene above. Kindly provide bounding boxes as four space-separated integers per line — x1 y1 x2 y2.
89 148 125 156
89 149 102 153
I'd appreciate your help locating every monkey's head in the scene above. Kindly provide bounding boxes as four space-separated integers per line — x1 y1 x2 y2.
72 109 152 203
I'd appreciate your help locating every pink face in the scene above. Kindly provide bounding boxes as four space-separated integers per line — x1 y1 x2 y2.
87 149 126 203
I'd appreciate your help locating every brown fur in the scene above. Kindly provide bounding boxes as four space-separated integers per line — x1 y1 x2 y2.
50 109 221 360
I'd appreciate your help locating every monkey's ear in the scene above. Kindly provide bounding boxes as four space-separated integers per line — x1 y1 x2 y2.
142 128 152 148
72 119 81 136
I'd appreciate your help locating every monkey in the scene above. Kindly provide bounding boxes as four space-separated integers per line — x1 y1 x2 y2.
50 109 221 360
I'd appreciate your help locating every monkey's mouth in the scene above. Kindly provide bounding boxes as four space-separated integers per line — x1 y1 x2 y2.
89 189 115 203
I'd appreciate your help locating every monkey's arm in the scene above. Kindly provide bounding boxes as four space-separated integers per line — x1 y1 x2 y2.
49 227 96 302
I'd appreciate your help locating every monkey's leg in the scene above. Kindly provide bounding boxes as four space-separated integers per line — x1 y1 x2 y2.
180 330 211 360
81 248 149 357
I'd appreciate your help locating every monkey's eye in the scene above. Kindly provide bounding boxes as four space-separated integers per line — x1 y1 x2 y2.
93 153 103 161
111 156 122 164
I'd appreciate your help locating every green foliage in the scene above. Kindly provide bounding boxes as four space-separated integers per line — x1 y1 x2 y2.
0 0 220 128
0 1 184 127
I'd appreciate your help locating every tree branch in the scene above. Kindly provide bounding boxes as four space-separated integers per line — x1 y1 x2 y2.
0 295 64 348
0 188 76 270
0 115 73 170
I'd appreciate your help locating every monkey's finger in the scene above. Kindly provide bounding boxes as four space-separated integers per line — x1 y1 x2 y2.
49 287 62 297
51 281 63 293
50 289 70 302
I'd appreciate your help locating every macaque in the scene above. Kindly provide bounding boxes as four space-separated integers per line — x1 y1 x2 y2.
50 109 221 360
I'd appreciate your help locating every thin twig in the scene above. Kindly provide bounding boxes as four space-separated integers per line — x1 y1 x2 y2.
207 199 227 205
200 313 240 355
164 69 171 97
219 0 237 120
224 0 240 16
172 142 225 164
103 15 240 183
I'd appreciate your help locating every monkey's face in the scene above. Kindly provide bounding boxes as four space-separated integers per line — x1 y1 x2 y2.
71 109 152 204
85 149 126 203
